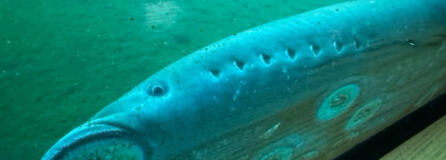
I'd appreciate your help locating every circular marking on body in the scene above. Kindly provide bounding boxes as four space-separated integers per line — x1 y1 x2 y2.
346 98 382 130
210 69 220 78
317 84 360 120
309 44 320 56
234 60 245 70
261 53 271 64
286 48 296 60
333 41 343 52
259 147 293 160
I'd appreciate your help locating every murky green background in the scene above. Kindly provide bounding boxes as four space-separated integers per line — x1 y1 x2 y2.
0 0 347 159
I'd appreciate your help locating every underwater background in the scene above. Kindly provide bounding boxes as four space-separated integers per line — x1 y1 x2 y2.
0 0 348 159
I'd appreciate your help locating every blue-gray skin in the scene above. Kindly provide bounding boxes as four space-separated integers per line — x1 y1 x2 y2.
43 0 446 160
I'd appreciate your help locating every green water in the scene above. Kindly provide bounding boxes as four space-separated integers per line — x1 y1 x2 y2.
0 0 347 159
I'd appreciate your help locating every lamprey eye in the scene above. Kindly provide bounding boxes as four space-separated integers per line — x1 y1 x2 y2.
148 82 168 96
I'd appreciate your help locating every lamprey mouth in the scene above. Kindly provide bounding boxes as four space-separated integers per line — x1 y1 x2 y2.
42 123 152 160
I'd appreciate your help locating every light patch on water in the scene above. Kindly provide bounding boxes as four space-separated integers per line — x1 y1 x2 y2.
396 77 406 86
212 95 218 102
233 88 241 101
144 1 182 28
282 67 288 73
410 71 419 79
437 41 446 56
428 62 434 68
260 122 281 139
441 68 446 74
282 67 291 80
192 149 210 160
385 75 393 83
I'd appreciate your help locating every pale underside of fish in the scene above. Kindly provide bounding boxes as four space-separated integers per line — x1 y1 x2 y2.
43 0 446 160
